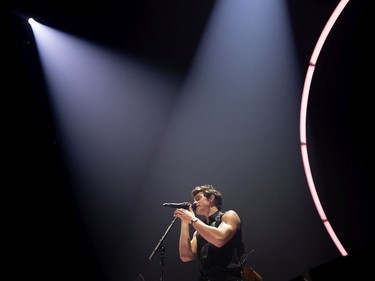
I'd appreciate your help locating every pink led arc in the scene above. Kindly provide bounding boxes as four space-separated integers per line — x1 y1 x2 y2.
299 0 350 257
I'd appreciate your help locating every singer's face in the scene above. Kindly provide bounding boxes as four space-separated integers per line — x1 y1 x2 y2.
193 192 208 214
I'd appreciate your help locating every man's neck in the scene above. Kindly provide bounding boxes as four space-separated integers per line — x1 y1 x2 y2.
206 207 219 222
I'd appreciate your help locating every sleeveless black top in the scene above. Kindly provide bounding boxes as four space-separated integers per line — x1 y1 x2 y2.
196 211 245 281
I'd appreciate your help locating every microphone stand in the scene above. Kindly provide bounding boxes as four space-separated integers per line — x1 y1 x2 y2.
149 216 178 281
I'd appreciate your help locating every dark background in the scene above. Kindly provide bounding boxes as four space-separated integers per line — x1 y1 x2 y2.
3 1 372 281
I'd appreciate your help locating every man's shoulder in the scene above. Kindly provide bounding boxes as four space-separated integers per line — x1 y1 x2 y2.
221 210 241 221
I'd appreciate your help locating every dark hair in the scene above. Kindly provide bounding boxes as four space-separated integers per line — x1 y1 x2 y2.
191 184 223 210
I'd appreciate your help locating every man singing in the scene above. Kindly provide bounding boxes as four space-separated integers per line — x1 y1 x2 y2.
174 184 246 281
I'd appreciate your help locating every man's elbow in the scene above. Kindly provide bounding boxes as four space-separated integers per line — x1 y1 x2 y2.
180 256 190 262
180 254 195 262
212 237 228 248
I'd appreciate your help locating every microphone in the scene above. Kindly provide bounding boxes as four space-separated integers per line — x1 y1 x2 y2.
163 202 197 210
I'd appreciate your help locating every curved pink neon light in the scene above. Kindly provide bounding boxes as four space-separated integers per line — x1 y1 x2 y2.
299 0 350 257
